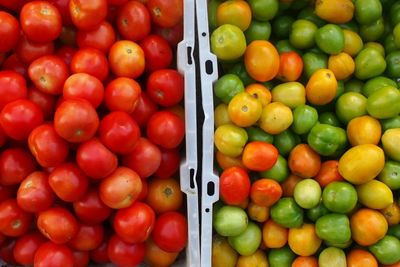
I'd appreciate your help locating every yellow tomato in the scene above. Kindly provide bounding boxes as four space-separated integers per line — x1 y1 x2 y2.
212 235 238 267
328 52 355 80
342 29 363 57
381 128 400 162
262 219 288 249
259 102 293 135
215 103 232 127
306 69 338 105
236 249 268 267
216 150 246 170
338 144 385 184
228 92 263 127
357 180 394 209
214 124 248 157
247 202 269 223
346 115 381 146
216 0 252 31
288 223 322 257
380 202 400 225
271 82 306 109
315 0 354 24
245 83 272 107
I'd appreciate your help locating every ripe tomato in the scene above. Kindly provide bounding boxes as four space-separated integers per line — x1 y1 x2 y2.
107 234 146 267
13 231 47 266
262 219 288 249
314 160 344 187
0 127 6 148
147 0 183 28
27 86 56 120
131 91 159 128
0 71 28 111
69 0 107 30
76 21 116 53
305 69 338 106
219 167 251 205
70 48 109 81
17 171 55 213
104 77 141 113
146 69 184 107
350 208 388 246
109 40 145 78
49 0 73 26
0 185 16 202
34 242 74 267
289 144 321 178
89 236 109 264
15 34 55 65
153 20 183 47
116 1 151 42
0 239 17 265
152 211 187 253
114 202 155 243
2 54 28 79
0 199 32 237
144 237 179 267
146 177 183 213
73 187 112 224
54 98 99 143
0 148 37 186
0 11 20 53
123 137 162 178
140 34 173 73
242 141 279 171
68 223 104 251
99 111 141 154
37 207 78 244
55 45 77 66
49 163 89 202
346 249 378 267
72 250 89 267
76 138 118 179
63 73 104 108
154 147 180 178
250 178 282 207
99 166 143 209
277 51 303 82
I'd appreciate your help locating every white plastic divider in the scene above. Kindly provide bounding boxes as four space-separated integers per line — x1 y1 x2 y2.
196 0 220 266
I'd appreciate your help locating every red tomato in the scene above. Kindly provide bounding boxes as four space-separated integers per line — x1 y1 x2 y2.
138 179 149 201
72 250 89 267
104 77 142 113
68 223 104 251
69 0 107 30
76 138 118 179
89 237 109 264
2 54 28 79
28 124 69 167
73 187 112 224
28 55 69 95
108 0 129 5
70 47 109 81
122 137 162 178
242 141 279 172
63 73 104 108
0 199 32 237
0 185 16 202
146 177 183 213
116 1 151 42
17 171 55 213
108 235 145 266
0 0 28 12
109 40 145 78
20 1 62 43
49 0 73 25
49 163 89 202
15 34 54 65
0 239 17 264
99 111 141 154
147 0 183 28
76 21 116 53
152 211 187 253
13 232 47 266
153 20 183 47
146 69 184 107
99 166 143 209
277 51 304 82
33 242 74 267
55 45 77 66
0 148 37 186
140 34 173 73
146 110 185 149
154 147 180 178
220 166 251 205
0 71 28 111
54 98 99 143
114 202 155 243
37 207 78 244
314 160 344 187
131 91 159 128
0 127 6 148
27 86 56 120
0 11 20 53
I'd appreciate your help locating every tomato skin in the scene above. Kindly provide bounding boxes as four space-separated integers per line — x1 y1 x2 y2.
219 167 251 205
0 71 28 111
63 73 104 108
146 69 184 107
152 211 187 253
68 223 104 251
2 54 28 79
0 185 17 202
0 148 37 186
250 178 282 207
55 45 77 66
245 40 280 82
153 20 183 47
107 234 146 267
146 177 183 213
13 232 47 266
108 40 145 79
69 0 107 30
288 144 321 178
145 237 179 267
76 21 116 53
131 91 159 128
154 147 180 178
277 51 303 82
17 171 55 213
116 1 151 42
15 35 55 65
70 48 109 81
147 0 183 28
104 77 142 113
34 242 74 267
28 86 56 120
0 199 32 237
73 187 112 224
0 11 20 53
314 160 344 187
72 250 89 267
242 141 279 172
140 35 173 73
0 239 17 264
89 237 109 264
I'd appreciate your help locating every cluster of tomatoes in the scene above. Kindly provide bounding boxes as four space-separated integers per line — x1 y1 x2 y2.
0 0 187 266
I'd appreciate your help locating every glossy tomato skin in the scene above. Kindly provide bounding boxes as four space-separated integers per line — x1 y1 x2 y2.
17 171 55 213
76 138 118 179
73 187 112 224
0 199 32 237
153 20 184 47
28 124 69 167
27 86 56 120
15 35 54 65
0 11 20 53
63 73 104 108
140 34 173 73
2 54 28 79
69 0 107 30
147 0 183 28
113 202 156 243
20 1 62 43
70 48 109 81
72 250 89 267
152 211 187 253
13 231 47 266
0 148 37 186
76 21 116 53
219 167 251 205
116 1 151 42
146 177 183 213
104 77 141 113
37 207 78 244
55 45 77 66
33 242 74 267
146 69 184 107
54 98 99 143
107 234 146 267
68 223 104 251
131 91 159 128
0 71 28 111
108 40 145 79
154 147 180 178
99 111 141 154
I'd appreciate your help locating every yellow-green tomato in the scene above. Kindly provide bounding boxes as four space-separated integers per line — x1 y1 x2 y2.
293 179 321 209
382 128 400 162
318 247 346 267
357 180 394 209
212 235 238 267
271 82 306 109
259 102 293 135
228 92 263 127
236 249 268 267
214 124 248 157
214 103 231 127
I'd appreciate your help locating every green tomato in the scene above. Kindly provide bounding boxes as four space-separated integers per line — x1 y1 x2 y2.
275 39 301 54
382 128 400 162
307 123 348 157
359 17 385 42
362 76 397 97
260 155 288 183
247 0 278 21
244 20 271 44
385 50 400 78
367 86 400 119
270 197 304 228
228 222 262 256
318 112 341 127
208 0 222 30
293 179 321 209
354 0 382 25
272 15 294 38
363 42 385 57
268 246 296 267
315 24 345 55
322 181 358 213
214 74 245 103
390 1 400 26
378 161 400 190
226 62 255 87
315 214 351 244
306 202 330 222
289 19 318 49
355 48 387 80
318 247 346 267
344 79 364 94
246 126 274 143
324 238 353 249
211 24 247 61
335 80 345 100
369 235 400 265
381 115 400 131
302 52 328 79
213 205 248 237
214 124 248 157
393 23 400 48
335 92 367 124
273 129 301 157
384 33 398 55
297 6 326 27
388 224 400 240
271 82 306 109
291 105 318 135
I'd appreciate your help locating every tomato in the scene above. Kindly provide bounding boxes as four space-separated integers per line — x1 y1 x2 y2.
346 249 378 267
104 77 141 113
355 48 386 80
347 115 381 146
89 236 109 264
211 24 246 61
0 11 19 53
315 0 354 23
146 177 183 213
54 98 99 143
140 35 173 73
250 178 282 207
268 245 296 267
316 213 351 245
292 256 318 267
0 71 28 112
70 48 109 81
305 69 337 106
369 235 400 265
281 174 301 197
289 19 317 50
293 179 321 209
379 161 400 190
244 40 279 82
28 86 56 120
131 92 158 129
259 102 293 135
34 242 74 267
15 34 55 65
154 147 180 178
146 69 184 107
13 232 47 266
261 219 287 249
107 234 145 267
49 0 73 25
0 239 17 265
116 1 150 42
68 223 103 251
318 247 346 267
357 180 393 209
63 73 104 108
153 20 183 47
227 92 262 127
314 160 343 187
328 52 355 80
322 181 358 213
145 237 179 267
76 21 116 53
228 221 262 256
335 92 367 124
214 205 248 237
342 29 363 57
219 167 250 205
108 40 145 79
288 144 321 178
147 0 183 28
152 211 187 253
271 197 304 228
271 82 306 109
315 24 345 55
276 51 303 82
2 54 28 79
216 0 252 31
288 223 321 257
246 202 268 223
69 0 107 30
381 202 400 225
17 171 54 213
0 148 37 186
0 199 32 237
71 250 89 267
367 86 400 119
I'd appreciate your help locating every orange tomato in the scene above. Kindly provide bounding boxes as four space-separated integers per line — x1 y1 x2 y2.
314 160 344 187
291 256 318 267
288 144 321 178
277 51 303 82
315 0 354 24
145 237 179 267
216 0 252 31
245 83 272 107
234 197 249 209
380 201 400 225
247 202 269 223
250 178 282 207
262 219 288 248
146 177 183 213
328 52 355 80
228 92 263 127
288 224 322 257
347 115 381 146
281 174 302 197
244 40 280 82
346 249 378 267
305 69 337 106
350 208 388 246
383 263 400 267
242 141 279 171
216 150 246 170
